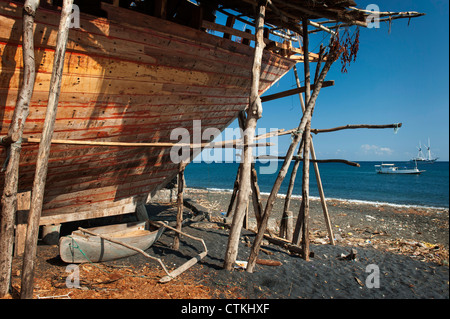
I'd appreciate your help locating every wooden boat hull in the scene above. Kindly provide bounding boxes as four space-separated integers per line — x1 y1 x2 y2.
376 170 425 175
0 1 295 225
375 165 425 175
59 221 165 263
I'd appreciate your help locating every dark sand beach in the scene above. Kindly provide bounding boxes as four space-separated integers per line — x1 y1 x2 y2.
6 188 449 300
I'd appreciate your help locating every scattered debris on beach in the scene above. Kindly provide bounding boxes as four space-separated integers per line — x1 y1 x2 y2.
311 230 449 266
6 261 241 300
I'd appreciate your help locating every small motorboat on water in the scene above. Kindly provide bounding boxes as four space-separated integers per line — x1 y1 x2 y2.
375 162 425 175
59 221 165 263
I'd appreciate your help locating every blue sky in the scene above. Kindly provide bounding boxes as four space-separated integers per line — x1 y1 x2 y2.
201 0 449 162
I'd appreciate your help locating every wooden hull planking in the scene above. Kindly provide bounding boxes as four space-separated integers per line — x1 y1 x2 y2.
0 1 296 224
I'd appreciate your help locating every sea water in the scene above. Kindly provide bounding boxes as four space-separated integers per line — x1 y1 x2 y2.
184 161 449 209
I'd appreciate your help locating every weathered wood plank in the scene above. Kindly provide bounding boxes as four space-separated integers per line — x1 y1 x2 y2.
0 0 296 224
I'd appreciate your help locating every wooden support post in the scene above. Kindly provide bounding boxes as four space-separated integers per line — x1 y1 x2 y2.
20 0 73 299
233 111 263 228
226 164 241 217
281 47 334 246
280 65 304 241
226 111 245 218
297 19 312 260
242 29 252 45
135 203 148 221
308 44 335 245
154 0 167 19
223 1 266 271
263 27 269 40
246 19 339 273
173 162 186 251
223 16 235 39
0 0 40 298
243 201 249 229
310 140 335 245
250 163 263 227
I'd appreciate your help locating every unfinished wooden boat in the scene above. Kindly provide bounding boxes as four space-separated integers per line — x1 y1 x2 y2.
59 221 165 263
0 1 296 225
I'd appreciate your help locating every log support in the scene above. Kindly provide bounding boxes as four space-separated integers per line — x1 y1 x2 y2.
0 0 40 298
246 18 340 272
173 162 187 251
223 1 266 271
20 0 74 299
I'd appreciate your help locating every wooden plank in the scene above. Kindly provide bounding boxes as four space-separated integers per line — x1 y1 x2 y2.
39 200 136 225
0 23 289 91
261 80 334 102
0 1 294 72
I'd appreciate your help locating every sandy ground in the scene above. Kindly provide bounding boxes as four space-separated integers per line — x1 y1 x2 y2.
3 188 449 301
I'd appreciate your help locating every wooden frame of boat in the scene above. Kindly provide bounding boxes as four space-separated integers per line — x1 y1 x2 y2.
0 0 298 226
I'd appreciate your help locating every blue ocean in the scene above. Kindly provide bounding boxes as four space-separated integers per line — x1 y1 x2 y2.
184 161 449 209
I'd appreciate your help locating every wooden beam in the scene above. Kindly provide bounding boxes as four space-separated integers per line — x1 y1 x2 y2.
21 137 273 149
216 7 297 42
226 111 246 218
310 140 335 245
223 1 266 271
149 221 208 283
280 65 303 241
250 163 263 227
0 0 40 298
256 155 360 167
297 19 312 261
311 123 403 134
154 0 167 19
173 162 186 251
203 20 257 44
261 80 334 102
223 15 235 39
201 19 320 61
270 0 368 27
20 0 74 299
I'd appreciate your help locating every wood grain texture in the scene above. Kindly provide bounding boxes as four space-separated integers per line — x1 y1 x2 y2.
0 0 295 224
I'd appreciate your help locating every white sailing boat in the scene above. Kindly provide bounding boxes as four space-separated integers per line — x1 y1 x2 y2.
411 139 438 163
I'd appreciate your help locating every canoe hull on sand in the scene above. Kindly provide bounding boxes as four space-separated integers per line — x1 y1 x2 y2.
59 221 165 263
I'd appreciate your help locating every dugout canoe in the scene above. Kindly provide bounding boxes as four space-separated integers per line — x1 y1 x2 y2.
0 1 296 226
59 220 165 263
